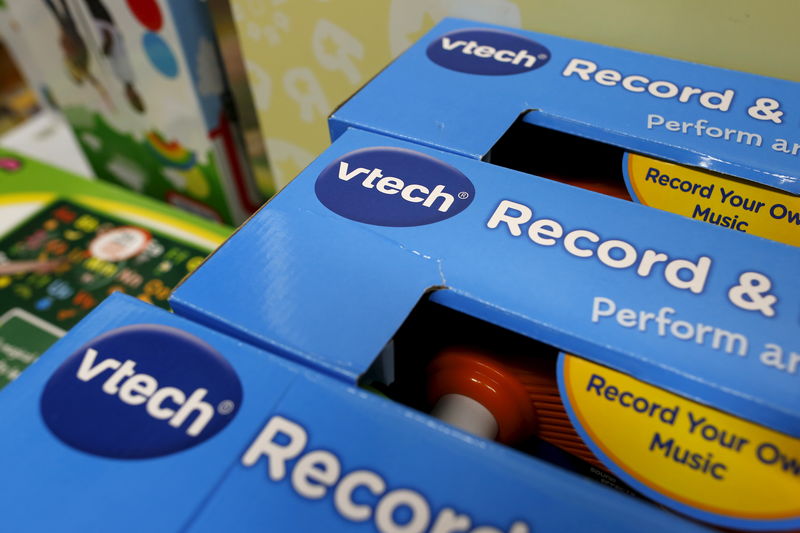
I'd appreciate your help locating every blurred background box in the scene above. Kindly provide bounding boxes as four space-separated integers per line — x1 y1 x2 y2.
0 147 230 386
210 0 800 188
0 2 42 134
3 0 271 224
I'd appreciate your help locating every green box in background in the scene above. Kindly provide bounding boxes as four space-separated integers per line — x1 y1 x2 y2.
0 148 230 385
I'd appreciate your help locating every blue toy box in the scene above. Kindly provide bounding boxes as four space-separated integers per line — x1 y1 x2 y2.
171 127 800 530
0 294 708 532
330 19 800 247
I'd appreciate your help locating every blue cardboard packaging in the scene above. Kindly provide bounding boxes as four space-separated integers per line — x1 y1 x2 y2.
0 293 707 532
171 128 800 530
329 19 800 247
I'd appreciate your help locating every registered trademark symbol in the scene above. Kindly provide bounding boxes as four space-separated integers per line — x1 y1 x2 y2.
218 400 235 415
458 191 470 199
538 53 548 60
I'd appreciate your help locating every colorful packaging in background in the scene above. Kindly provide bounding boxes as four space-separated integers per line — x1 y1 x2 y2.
4 0 269 224
209 0 800 189
0 293 709 532
171 128 800 530
0 148 230 387
0 2 41 133
330 19 800 246
206 0 273 198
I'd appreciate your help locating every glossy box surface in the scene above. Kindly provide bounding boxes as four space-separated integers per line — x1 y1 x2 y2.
0 294 704 532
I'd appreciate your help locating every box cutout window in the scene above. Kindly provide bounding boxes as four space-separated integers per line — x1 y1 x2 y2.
487 117 633 200
360 296 647 502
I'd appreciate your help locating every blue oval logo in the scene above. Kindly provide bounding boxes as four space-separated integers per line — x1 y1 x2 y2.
315 147 475 227
41 324 242 459
426 28 550 75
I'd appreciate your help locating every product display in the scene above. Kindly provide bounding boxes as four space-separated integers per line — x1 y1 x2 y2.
0 9 797 532
0 148 229 386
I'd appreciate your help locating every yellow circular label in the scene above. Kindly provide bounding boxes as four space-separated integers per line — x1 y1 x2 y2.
624 153 800 247
560 354 800 529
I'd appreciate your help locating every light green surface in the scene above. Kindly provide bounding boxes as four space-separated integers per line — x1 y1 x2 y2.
520 0 799 82
0 147 231 243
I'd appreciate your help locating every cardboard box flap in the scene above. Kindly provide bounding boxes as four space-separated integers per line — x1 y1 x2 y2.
171 204 442 382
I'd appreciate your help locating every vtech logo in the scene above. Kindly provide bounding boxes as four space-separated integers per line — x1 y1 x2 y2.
40 324 242 459
427 28 550 75
315 147 475 227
